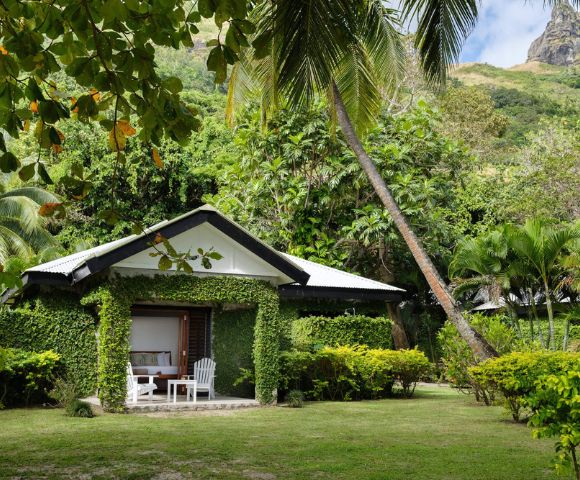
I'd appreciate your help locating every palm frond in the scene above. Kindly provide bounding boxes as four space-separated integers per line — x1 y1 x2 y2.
0 225 33 263
1 219 58 252
0 195 47 234
0 186 60 205
400 0 478 85
272 0 357 106
227 4 281 127
335 43 383 135
359 1 405 94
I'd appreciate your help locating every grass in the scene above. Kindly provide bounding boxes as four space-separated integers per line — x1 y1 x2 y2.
451 62 579 105
0 387 558 480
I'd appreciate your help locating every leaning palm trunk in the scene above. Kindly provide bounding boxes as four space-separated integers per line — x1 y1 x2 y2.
332 82 497 360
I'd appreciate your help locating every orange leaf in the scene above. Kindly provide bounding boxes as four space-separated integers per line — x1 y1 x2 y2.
89 88 100 102
51 144 63 154
39 202 63 217
71 96 79 113
30 101 38 113
154 232 165 244
152 147 163 168
117 120 136 136
108 126 126 151
0 45 8 55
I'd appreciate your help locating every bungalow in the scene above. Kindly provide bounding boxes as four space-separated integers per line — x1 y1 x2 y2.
0 205 404 411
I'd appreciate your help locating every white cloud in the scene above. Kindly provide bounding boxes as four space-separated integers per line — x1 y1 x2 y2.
461 0 552 67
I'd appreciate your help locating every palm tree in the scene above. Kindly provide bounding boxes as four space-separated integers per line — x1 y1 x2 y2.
0 179 60 265
449 227 525 334
508 219 580 350
228 0 578 359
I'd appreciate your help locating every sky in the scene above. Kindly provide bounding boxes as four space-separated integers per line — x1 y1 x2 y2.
459 1 553 67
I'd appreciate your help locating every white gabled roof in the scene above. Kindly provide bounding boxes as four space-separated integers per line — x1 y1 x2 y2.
9 205 403 300
282 253 404 292
26 204 305 278
27 236 132 274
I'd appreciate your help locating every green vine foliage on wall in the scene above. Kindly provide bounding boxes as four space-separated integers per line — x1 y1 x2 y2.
82 275 280 412
212 308 256 398
0 293 98 396
291 315 393 350
278 300 391 349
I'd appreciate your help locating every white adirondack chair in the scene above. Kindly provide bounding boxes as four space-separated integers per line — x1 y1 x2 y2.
186 358 216 401
126 362 157 403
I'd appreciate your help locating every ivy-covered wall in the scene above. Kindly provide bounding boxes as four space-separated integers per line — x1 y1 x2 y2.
291 315 393 350
0 293 98 396
278 299 391 349
82 275 280 412
212 307 256 398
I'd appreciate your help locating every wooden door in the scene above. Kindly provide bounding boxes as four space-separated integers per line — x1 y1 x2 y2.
187 308 211 375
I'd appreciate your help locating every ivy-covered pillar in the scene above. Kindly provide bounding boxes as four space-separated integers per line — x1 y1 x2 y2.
253 291 281 404
82 285 132 412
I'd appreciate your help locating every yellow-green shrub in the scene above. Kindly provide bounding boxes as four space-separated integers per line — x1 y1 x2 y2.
280 346 431 400
469 351 580 421
0 348 61 408
525 371 580 478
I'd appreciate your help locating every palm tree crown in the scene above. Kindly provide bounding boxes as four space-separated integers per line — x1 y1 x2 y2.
0 179 60 265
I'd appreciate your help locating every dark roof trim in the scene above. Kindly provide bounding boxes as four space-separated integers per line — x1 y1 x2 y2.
70 212 210 285
278 285 404 302
2 209 310 304
0 271 71 304
68 210 307 286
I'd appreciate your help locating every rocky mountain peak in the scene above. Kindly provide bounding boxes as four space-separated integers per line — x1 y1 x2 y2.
527 1 579 66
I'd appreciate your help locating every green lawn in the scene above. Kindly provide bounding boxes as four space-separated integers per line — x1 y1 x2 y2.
0 387 558 480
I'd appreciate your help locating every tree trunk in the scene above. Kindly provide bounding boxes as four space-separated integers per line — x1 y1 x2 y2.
332 82 497 360
529 287 544 346
563 316 570 351
386 303 409 349
544 281 555 351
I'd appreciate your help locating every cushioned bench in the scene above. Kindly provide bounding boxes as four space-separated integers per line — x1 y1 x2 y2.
129 351 178 376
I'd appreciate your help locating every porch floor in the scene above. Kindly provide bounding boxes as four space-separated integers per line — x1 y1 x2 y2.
83 394 260 412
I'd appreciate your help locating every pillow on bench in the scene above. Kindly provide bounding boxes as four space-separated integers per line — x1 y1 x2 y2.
130 351 172 367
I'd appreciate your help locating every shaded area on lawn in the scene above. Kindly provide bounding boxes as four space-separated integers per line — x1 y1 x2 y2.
0 387 556 480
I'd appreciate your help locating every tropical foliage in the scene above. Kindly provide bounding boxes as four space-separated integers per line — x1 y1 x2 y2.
450 219 580 349
526 370 580 479
0 178 60 264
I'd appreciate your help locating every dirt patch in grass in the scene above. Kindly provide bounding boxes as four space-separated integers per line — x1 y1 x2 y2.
138 408 253 418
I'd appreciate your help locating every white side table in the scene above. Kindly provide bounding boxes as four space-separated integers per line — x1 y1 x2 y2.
167 379 197 403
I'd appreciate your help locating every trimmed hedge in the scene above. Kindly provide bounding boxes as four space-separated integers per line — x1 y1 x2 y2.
0 293 98 396
280 346 431 400
0 347 61 408
291 315 393 350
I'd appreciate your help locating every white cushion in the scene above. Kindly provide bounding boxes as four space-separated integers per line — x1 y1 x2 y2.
158 352 169 366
